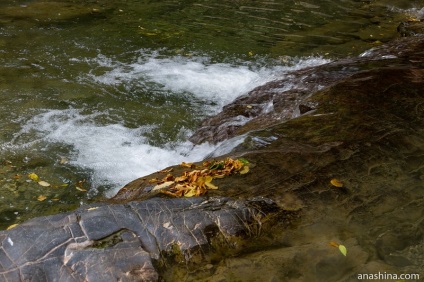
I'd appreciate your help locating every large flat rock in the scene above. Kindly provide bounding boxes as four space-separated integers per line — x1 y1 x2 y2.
0 197 280 281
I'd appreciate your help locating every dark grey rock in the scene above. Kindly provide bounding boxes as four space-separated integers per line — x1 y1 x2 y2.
0 197 278 281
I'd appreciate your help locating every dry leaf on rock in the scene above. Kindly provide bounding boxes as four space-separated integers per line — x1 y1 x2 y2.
153 181 175 191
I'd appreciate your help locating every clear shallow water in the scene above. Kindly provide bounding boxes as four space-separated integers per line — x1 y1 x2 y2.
0 0 422 226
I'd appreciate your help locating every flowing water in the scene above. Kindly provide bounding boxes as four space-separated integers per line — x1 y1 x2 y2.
0 0 423 228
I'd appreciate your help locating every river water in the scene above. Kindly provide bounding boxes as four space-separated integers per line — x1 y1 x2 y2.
0 0 423 227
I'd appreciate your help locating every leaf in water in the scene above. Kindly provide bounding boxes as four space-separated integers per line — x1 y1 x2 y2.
329 241 340 248
59 157 68 164
60 183 69 187
338 244 347 256
76 180 87 191
153 181 174 191
87 207 99 211
28 173 39 182
37 195 47 201
38 181 51 187
6 223 18 230
330 178 343 187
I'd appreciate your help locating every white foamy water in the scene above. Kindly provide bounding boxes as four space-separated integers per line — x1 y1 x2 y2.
14 108 221 197
9 51 330 197
82 50 329 111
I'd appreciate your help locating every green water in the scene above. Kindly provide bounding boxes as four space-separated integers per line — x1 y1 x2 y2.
0 0 420 228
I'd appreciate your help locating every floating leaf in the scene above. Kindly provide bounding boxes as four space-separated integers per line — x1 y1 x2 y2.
37 195 47 201
76 180 87 191
38 181 51 187
59 157 68 164
28 173 39 182
6 223 18 230
330 178 343 187
338 244 347 256
87 207 99 211
153 181 174 191
75 186 87 192
60 183 69 187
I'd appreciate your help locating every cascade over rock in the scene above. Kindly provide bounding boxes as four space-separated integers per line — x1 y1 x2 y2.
1 30 424 281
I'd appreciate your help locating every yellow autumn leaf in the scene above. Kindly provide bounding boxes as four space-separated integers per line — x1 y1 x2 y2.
181 162 194 168
6 223 19 230
75 186 87 192
28 173 39 182
87 207 99 211
37 195 47 201
339 244 347 256
148 178 159 183
38 181 51 187
184 188 197 198
239 165 249 174
330 178 343 187
205 181 218 190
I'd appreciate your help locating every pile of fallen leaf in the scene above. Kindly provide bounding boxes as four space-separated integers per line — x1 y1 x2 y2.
150 158 250 197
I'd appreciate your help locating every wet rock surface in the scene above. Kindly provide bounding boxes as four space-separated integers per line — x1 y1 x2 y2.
1 34 424 281
0 197 282 281
118 36 424 281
